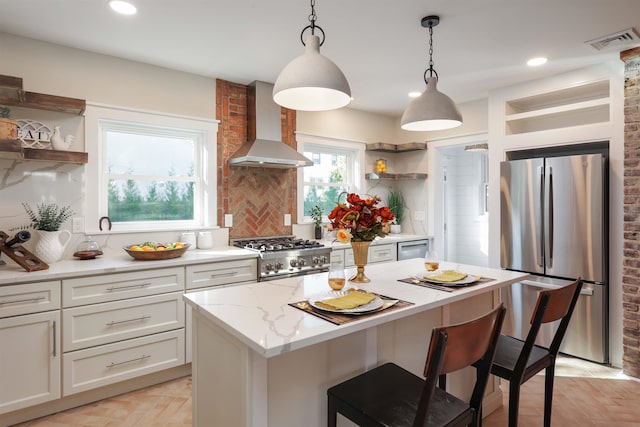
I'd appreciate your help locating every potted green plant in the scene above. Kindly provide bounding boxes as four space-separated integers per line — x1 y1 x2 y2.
386 189 405 234
21 202 74 264
310 205 323 239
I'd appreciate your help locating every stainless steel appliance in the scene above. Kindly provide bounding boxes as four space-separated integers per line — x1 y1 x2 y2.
500 153 608 363
397 239 429 261
232 236 332 281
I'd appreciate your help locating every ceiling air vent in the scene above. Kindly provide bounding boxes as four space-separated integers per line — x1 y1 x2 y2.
586 28 640 51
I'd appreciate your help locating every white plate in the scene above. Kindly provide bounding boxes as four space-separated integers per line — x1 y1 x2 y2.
309 291 384 314
413 272 480 287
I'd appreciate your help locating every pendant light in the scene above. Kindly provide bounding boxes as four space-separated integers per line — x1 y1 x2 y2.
401 15 462 131
273 0 351 111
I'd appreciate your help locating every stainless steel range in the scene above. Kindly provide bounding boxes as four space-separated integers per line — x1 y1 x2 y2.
232 236 332 281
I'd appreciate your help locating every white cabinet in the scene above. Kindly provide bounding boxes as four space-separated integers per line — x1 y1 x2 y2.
185 258 258 362
63 292 185 352
185 258 257 290
61 268 186 395
62 267 184 307
0 282 61 414
63 330 184 395
330 243 397 267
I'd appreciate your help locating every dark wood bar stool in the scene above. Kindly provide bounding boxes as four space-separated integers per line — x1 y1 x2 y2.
327 304 506 427
490 278 583 427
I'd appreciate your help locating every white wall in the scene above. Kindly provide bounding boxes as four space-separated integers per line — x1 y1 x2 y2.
0 33 216 117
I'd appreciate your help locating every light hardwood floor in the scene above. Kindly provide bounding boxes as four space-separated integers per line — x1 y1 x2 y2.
12 357 640 426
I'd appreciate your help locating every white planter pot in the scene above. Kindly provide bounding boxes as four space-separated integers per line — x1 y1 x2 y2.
390 224 402 234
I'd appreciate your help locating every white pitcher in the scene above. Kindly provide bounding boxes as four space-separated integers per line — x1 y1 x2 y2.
34 229 72 264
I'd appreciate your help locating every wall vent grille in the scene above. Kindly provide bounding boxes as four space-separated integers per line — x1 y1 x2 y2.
586 28 640 51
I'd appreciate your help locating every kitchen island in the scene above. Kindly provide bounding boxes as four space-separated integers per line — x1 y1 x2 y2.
184 258 529 427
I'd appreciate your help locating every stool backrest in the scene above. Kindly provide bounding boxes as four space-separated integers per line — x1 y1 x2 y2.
413 304 506 427
517 278 583 374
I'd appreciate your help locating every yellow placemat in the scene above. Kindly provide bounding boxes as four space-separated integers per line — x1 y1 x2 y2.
314 292 377 310
424 270 468 282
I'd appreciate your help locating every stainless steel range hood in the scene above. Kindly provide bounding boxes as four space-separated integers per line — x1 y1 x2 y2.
229 81 313 169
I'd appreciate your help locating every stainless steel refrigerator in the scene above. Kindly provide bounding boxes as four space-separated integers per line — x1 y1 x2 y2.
500 153 608 363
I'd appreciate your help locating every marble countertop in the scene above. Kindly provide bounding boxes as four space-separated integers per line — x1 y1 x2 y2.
0 246 258 286
183 258 529 358
0 234 431 286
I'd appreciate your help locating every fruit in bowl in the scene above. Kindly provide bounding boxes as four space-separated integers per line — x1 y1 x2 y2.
124 241 189 260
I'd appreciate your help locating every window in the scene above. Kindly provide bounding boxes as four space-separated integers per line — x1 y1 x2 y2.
85 104 217 232
296 133 364 222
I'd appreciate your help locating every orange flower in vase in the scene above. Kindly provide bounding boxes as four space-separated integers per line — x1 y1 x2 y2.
328 193 395 282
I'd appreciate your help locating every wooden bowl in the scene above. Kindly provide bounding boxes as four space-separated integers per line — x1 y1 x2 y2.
123 244 190 260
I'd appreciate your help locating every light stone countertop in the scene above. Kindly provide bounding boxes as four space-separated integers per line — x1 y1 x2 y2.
0 234 431 286
0 246 259 286
184 258 529 358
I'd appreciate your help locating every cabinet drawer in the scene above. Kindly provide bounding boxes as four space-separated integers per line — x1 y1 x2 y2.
63 329 185 395
63 267 184 307
63 292 184 352
0 281 60 318
369 244 397 264
186 259 257 290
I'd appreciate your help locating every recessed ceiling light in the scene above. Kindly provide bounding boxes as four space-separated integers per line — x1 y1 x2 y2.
109 0 137 15
408 92 422 98
527 57 548 67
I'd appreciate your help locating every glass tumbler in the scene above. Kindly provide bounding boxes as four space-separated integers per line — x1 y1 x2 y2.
328 262 346 290
424 249 440 272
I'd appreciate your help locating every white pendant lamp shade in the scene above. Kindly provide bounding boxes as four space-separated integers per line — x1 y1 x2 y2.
401 77 462 131
273 34 351 111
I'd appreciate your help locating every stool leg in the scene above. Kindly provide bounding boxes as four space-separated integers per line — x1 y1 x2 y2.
544 365 556 427
508 380 521 427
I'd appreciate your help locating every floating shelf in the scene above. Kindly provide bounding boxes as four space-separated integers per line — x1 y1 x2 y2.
366 142 427 153
0 139 87 164
365 172 427 180
0 74 86 115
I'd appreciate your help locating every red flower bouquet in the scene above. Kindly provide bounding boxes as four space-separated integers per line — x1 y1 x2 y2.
328 193 395 242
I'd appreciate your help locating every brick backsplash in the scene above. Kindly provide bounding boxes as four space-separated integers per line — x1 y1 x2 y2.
622 46 640 378
216 79 298 238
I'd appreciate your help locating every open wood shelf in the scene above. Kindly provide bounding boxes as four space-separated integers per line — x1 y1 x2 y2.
0 74 86 115
365 172 428 180
0 139 88 164
366 142 427 153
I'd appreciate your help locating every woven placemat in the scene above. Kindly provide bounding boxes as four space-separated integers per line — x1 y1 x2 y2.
398 276 495 292
288 293 413 326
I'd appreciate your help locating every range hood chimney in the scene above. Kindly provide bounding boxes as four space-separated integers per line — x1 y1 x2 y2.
228 81 313 169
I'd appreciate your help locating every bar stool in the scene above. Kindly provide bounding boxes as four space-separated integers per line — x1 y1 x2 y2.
490 278 583 427
327 303 506 427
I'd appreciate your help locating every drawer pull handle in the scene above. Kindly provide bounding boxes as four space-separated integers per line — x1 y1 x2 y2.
106 354 151 368
106 315 151 326
210 271 238 278
106 283 151 292
0 296 46 305
52 320 57 357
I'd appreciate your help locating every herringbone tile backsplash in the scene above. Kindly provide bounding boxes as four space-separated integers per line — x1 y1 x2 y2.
216 79 297 238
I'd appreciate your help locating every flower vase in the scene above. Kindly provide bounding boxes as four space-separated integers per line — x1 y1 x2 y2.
350 241 372 283
34 229 72 264
314 226 322 240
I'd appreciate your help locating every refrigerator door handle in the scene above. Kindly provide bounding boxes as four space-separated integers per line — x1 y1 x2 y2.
538 166 544 268
548 166 554 268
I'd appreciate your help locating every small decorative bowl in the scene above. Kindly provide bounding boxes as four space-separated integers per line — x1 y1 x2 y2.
123 244 190 260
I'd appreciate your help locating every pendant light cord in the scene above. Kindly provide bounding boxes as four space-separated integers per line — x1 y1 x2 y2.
301 0 325 46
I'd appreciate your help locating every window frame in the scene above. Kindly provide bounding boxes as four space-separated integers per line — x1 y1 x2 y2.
295 132 365 224
85 103 218 233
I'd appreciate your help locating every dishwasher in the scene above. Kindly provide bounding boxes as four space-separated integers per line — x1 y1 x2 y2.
397 239 429 260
